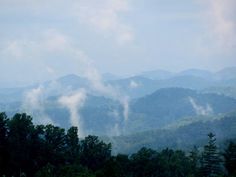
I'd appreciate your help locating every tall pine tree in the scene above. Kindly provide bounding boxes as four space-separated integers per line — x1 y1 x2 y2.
201 132 223 177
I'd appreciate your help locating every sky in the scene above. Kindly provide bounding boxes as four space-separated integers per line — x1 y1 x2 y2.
0 0 236 87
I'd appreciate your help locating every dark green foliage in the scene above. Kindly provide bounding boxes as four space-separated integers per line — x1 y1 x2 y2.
189 146 200 176
35 163 56 177
130 147 158 177
58 164 95 177
129 147 193 177
0 112 235 177
223 141 236 176
79 135 112 171
0 112 9 176
95 154 132 177
7 113 35 176
201 133 223 177
65 127 80 164
43 124 66 166
157 149 192 177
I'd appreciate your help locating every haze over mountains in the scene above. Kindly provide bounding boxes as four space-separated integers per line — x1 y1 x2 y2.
110 112 236 154
1 66 236 152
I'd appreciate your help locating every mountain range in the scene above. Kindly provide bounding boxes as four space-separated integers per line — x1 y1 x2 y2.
0 67 236 152
108 112 236 154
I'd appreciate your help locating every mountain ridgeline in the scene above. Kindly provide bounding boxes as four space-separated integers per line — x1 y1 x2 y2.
0 67 236 154
1 88 236 136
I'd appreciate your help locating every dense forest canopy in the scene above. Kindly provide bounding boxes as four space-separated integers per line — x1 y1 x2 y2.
0 112 236 177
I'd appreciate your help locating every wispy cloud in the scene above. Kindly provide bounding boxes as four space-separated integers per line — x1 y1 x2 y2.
83 64 130 125
0 29 85 82
188 97 213 116
202 0 236 50
1 0 134 45
121 96 129 122
2 28 130 135
129 80 140 89
1 29 69 59
3 41 24 58
74 0 134 44
42 29 70 52
58 90 87 137
22 86 54 125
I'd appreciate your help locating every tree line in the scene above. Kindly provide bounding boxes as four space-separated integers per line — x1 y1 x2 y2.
0 112 236 177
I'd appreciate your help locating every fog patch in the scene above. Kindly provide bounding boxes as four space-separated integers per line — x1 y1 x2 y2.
22 86 54 125
188 97 213 116
58 89 87 137
129 80 139 89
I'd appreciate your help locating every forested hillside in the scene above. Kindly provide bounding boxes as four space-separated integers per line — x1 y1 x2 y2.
109 112 236 154
1 87 236 136
1 112 236 177
128 88 236 132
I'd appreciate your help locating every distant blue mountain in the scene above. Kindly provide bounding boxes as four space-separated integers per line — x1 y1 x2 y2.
177 68 213 80
108 76 158 98
108 112 236 154
215 67 236 80
1 67 236 137
102 73 121 81
140 69 174 80
127 88 236 133
1 67 236 103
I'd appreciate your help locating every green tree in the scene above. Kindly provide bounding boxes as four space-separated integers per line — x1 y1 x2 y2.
189 146 200 176
0 112 9 176
130 147 157 177
223 141 236 176
35 163 55 177
79 135 112 171
96 154 131 177
43 124 66 166
114 154 131 176
7 113 35 176
201 132 223 177
58 164 95 177
65 126 80 164
29 124 47 173
157 148 192 177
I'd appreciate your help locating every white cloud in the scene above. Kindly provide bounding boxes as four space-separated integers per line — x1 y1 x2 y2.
74 0 134 44
129 80 139 89
84 65 130 124
46 66 55 75
121 96 129 122
1 29 69 60
202 0 236 50
25 87 43 108
1 0 134 44
3 41 24 58
22 86 54 125
42 29 70 52
188 97 213 116
1 28 131 131
58 90 87 137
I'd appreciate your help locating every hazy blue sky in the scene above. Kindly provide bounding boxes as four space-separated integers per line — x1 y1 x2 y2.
0 0 236 86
